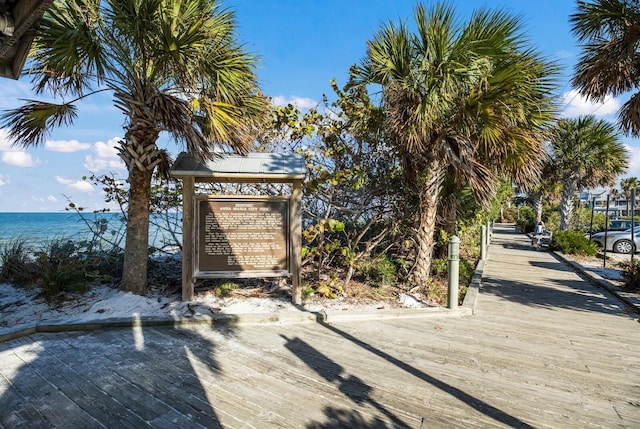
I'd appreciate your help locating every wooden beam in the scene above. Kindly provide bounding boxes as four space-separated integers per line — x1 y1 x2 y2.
181 176 195 301
291 180 302 305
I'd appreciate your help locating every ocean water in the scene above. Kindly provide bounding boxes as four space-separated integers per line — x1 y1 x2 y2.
0 212 182 251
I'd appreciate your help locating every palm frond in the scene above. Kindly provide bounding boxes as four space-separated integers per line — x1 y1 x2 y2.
619 90 640 135
0 100 78 147
28 0 105 96
550 115 628 190
571 0 640 134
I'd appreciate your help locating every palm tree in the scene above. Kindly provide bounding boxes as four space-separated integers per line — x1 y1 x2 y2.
352 2 558 286
549 116 628 231
620 177 640 215
570 0 640 136
1 0 267 295
609 187 623 217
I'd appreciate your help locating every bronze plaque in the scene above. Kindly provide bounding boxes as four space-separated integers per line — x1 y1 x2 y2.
195 197 290 276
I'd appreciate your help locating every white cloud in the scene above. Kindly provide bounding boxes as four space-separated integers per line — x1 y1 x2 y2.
2 151 41 167
47 195 59 203
561 89 620 118
625 144 640 178
45 139 92 153
0 174 7 186
84 137 125 171
1 128 43 167
55 176 94 193
0 128 14 151
554 50 573 60
271 95 318 111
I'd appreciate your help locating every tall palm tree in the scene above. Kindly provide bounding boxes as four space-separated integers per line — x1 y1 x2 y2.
351 2 558 286
570 0 640 136
620 176 640 215
549 115 628 231
1 0 267 295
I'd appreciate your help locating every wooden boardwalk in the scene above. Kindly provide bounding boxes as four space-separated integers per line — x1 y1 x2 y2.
1 224 639 428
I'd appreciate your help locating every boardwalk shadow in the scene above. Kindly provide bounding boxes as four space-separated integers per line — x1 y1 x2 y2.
310 321 536 429
281 334 404 428
0 319 238 427
481 253 634 315
481 275 631 314
495 240 539 252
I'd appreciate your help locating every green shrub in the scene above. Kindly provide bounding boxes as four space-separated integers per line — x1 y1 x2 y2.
459 258 474 286
500 207 518 223
430 258 448 277
301 283 315 300
549 230 598 256
0 239 35 286
516 206 536 233
619 262 640 293
37 239 90 297
359 254 398 287
431 258 475 284
214 281 239 297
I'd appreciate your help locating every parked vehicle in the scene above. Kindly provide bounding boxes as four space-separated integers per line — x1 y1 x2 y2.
593 219 640 233
590 226 640 254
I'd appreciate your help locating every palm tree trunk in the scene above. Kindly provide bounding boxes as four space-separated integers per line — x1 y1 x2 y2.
117 131 161 296
560 179 576 231
532 191 543 222
122 165 153 294
411 164 445 287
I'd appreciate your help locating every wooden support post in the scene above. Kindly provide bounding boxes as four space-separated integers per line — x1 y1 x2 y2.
291 180 302 305
182 176 195 301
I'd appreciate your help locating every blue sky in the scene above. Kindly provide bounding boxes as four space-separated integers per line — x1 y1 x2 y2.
0 0 636 212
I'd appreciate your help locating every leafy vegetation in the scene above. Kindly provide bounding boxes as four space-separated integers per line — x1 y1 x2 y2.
8 1 614 306
571 0 640 137
549 231 598 256
36 239 91 298
0 239 35 286
547 115 628 231
0 237 113 301
359 254 400 288
350 2 557 288
1 0 267 295
214 281 240 298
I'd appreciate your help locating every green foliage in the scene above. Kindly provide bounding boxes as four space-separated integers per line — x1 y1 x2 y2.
261 82 403 293
516 206 536 232
549 231 598 256
0 234 129 300
36 239 91 298
1 0 266 295
430 257 474 285
214 281 239 298
0 239 36 286
544 211 560 233
500 207 518 223
315 273 342 299
301 283 315 301
316 282 338 299
359 254 398 287
430 258 448 277
619 262 640 293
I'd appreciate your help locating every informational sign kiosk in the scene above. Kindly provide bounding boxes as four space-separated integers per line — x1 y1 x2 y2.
170 152 306 304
